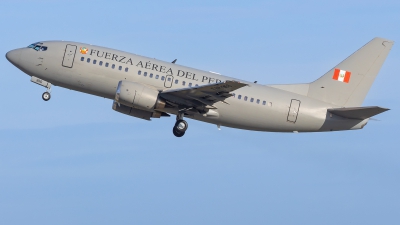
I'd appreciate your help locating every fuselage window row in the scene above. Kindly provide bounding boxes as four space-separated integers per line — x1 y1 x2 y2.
81 57 128 72
136 70 208 88
234 94 269 106
138 70 165 81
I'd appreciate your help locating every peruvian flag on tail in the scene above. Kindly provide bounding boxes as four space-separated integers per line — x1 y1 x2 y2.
332 69 351 83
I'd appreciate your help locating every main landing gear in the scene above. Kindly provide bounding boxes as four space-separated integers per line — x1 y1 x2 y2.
173 112 188 137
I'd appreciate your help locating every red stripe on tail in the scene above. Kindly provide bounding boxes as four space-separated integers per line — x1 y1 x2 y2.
332 69 340 80
344 71 351 83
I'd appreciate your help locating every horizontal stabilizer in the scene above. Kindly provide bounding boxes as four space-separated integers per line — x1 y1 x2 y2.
328 106 389 120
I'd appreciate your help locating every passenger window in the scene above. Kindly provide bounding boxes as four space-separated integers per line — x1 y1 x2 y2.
144 72 147 77
175 79 178 84
105 62 109 67
112 64 115 69
93 60 97 64
189 83 192 87
167 77 171 81
125 67 129 72
119 66 122 71
150 73 153 78
156 75 159 79
81 57 84 61
256 99 260 104
99 61 103 66
263 101 266 105
232 93 236 98
138 70 141 75
182 81 186 86
87 58 90 63
238 95 242 100
250 98 254 102
161 76 165 81
244 96 248 101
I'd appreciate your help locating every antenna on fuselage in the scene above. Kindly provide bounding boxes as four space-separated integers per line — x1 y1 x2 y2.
254 81 257 83
172 59 177 64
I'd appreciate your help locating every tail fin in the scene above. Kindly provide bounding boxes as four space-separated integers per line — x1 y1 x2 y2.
308 37 394 107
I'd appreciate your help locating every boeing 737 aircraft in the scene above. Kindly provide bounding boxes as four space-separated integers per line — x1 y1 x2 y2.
6 38 393 137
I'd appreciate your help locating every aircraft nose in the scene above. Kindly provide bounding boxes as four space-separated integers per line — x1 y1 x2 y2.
6 49 22 67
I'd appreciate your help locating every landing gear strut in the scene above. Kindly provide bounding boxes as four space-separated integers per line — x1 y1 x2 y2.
173 112 188 137
42 84 52 101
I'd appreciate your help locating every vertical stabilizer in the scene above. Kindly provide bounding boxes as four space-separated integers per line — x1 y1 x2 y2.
307 37 393 107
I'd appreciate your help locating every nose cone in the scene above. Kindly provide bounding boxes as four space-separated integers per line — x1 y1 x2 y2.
6 49 22 67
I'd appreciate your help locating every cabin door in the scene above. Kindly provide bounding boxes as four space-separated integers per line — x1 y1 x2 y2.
287 99 301 123
62 44 77 68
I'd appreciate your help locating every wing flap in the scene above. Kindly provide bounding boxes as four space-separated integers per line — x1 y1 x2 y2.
328 106 389 120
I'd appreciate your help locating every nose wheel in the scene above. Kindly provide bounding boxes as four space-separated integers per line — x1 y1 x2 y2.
42 92 51 101
173 112 189 137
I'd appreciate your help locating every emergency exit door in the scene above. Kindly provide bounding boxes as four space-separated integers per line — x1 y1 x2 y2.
164 75 174 88
62 44 77 68
287 99 301 123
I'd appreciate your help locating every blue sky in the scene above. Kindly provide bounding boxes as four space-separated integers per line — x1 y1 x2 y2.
1 1 399 224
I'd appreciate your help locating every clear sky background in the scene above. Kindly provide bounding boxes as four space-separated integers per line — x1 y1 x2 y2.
1 0 399 224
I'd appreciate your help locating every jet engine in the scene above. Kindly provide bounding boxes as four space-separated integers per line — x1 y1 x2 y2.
114 81 166 112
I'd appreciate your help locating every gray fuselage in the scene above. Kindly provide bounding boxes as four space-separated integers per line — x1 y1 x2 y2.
7 41 368 132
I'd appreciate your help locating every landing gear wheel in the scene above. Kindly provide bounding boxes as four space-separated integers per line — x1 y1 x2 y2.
175 120 188 133
173 119 188 137
173 128 185 137
42 92 51 101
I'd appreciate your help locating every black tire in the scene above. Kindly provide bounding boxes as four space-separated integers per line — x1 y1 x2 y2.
174 120 188 133
173 127 185 137
42 92 51 101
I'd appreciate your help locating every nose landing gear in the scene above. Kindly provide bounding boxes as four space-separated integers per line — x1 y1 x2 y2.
173 112 188 137
42 91 51 101
30 76 52 102
41 84 52 101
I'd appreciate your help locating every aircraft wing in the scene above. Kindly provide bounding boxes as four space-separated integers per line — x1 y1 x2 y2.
160 80 248 108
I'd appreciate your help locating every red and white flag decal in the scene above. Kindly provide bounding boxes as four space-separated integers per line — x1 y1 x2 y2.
332 69 351 83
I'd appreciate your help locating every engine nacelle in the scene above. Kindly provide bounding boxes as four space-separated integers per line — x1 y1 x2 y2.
112 101 162 120
114 81 165 111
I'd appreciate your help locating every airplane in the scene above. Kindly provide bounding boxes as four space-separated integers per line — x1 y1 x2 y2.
5 37 393 137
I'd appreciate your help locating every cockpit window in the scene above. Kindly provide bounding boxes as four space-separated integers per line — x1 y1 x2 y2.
28 42 41 48
27 42 47 51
